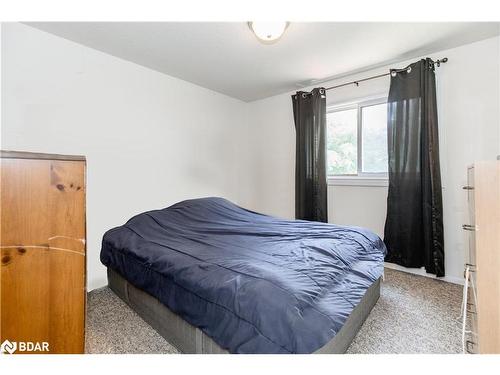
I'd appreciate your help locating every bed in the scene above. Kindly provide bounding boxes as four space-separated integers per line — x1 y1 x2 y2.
100 197 386 354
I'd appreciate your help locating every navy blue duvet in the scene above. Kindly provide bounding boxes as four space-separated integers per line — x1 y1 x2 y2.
100 197 386 353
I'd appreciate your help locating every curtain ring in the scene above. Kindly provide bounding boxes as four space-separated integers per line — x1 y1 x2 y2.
407 66 412 73
391 70 397 77
302 93 307 98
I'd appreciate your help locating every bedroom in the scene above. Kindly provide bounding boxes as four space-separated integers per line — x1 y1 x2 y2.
1 0 499 372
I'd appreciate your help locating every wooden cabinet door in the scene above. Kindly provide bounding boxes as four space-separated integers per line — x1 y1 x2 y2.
1 158 86 354
475 161 500 354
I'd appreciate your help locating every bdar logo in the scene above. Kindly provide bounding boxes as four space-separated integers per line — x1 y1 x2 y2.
0 340 17 354
0 340 49 354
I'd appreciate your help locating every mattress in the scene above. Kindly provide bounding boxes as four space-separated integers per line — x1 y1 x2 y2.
100 197 386 354
107 267 381 354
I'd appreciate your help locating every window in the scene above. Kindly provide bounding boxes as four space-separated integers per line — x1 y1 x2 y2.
327 99 388 177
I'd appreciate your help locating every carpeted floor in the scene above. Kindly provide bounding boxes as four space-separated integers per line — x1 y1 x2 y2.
85 268 464 354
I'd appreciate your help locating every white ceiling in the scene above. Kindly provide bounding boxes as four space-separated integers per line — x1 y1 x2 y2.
26 22 500 102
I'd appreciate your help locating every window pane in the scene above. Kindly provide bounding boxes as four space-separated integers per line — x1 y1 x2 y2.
361 103 388 173
327 108 357 175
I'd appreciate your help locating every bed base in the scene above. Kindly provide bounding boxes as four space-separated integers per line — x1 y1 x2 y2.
107 267 380 354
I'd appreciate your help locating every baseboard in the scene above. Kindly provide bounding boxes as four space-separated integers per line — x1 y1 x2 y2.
384 262 464 285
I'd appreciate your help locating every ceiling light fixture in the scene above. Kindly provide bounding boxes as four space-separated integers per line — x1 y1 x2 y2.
248 22 289 44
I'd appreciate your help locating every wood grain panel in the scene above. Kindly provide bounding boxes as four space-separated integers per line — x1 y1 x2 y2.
49 161 86 254
0 155 86 354
474 161 500 354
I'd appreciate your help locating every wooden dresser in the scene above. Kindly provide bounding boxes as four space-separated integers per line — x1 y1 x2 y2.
0 151 86 354
462 160 500 354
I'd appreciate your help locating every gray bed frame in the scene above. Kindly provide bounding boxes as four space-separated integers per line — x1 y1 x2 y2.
107 267 380 354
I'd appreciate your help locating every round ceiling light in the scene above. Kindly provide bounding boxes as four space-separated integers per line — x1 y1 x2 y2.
248 22 289 44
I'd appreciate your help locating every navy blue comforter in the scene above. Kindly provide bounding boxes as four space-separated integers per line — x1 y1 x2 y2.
100 197 386 353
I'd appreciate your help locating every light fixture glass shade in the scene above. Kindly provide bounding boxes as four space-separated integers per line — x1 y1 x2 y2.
248 22 289 44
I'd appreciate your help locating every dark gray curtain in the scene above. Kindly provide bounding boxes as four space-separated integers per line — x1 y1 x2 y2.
292 88 327 222
383 58 445 276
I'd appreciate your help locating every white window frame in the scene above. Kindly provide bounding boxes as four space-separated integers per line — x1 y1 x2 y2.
327 97 388 187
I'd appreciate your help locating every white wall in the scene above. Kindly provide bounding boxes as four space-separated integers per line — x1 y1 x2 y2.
328 186 388 237
1 23 247 290
240 36 500 283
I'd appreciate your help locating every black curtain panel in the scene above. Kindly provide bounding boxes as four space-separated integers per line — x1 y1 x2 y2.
384 58 445 276
292 88 328 223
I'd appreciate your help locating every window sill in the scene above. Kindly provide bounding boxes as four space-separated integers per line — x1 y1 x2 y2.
328 176 388 187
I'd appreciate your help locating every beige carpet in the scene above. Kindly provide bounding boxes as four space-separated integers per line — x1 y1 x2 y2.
85 268 463 354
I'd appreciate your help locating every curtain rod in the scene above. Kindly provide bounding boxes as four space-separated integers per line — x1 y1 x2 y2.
324 58 448 92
